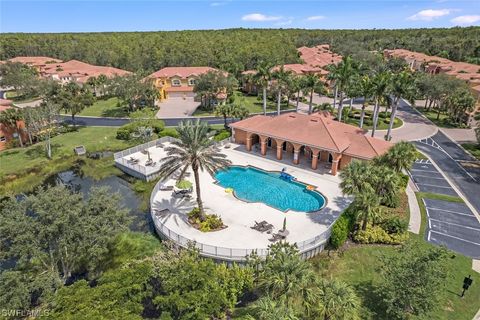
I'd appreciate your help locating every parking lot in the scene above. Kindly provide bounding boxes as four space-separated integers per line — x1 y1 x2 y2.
410 160 457 196
423 198 480 258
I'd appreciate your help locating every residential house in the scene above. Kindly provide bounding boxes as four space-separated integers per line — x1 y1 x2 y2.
146 66 226 102
0 99 27 151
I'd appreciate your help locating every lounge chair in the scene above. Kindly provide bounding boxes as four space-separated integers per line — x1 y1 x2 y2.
269 229 289 242
145 159 153 166
159 184 174 191
251 220 268 230
141 149 148 155
156 142 164 148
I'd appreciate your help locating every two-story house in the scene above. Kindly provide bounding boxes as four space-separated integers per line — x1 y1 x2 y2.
146 66 223 101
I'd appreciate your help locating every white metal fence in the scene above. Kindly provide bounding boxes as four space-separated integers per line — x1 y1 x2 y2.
149 178 333 262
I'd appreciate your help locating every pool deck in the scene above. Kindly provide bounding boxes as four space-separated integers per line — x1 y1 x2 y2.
150 143 351 253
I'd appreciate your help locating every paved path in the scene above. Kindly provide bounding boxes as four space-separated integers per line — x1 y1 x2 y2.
406 179 421 234
155 97 200 118
369 99 437 142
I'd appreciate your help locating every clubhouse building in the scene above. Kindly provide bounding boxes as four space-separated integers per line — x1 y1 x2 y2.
230 112 392 175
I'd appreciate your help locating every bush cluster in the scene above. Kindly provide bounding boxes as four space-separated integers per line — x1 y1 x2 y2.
213 129 231 142
188 207 224 232
329 214 353 249
353 225 409 244
158 128 180 138
116 119 165 140
175 179 192 190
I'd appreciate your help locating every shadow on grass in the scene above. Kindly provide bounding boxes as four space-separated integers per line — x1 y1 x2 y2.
354 280 389 320
101 107 129 118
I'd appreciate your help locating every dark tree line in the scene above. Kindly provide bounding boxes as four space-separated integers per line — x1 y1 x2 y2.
1 27 478 76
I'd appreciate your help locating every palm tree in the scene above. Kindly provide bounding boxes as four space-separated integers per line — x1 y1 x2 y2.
272 66 292 115
290 75 306 112
254 61 274 115
0 107 24 147
96 74 108 96
327 56 356 122
86 76 98 96
303 73 323 115
370 72 390 137
378 141 417 172
251 296 298 320
316 279 361 320
158 120 231 220
353 188 382 230
357 75 374 128
386 70 416 141
339 160 372 195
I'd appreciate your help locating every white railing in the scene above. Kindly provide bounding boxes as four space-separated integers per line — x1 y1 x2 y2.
149 178 333 262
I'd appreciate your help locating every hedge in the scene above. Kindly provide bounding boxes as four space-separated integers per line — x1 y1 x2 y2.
158 128 179 138
116 119 165 140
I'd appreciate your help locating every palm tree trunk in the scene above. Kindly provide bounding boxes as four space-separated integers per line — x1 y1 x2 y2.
277 90 281 116
436 103 442 120
296 90 300 112
223 114 228 129
16 126 23 148
337 92 344 122
263 86 267 115
359 104 366 128
333 86 337 109
362 213 368 231
348 98 353 114
371 100 380 137
46 131 52 159
308 89 314 114
71 113 76 128
424 99 428 109
386 100 398 141
192 165 205 221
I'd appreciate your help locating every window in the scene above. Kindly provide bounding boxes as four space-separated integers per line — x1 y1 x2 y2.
171 79 181 87
188 78 196 86
0 136 6 142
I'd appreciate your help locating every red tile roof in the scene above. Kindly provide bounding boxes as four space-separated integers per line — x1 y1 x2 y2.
230 112 392 159
41 60 131 82
8 56 62 67
148 66 223 79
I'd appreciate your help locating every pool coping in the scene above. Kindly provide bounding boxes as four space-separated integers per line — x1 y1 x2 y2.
213 164 328 213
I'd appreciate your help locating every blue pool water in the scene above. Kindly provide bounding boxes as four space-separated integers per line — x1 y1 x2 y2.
215 166 326 212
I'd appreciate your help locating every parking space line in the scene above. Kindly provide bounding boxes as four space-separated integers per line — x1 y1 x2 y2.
411 175 445 180
425 206 474 217
429 230 480 246
416 183 453 189
428 218 480 231
411 168 438 173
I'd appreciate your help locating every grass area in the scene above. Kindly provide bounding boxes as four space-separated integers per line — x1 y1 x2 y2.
311 235 480 320
77 97 129 117
415 106 467 129
342 109 404 130
416 191 464 204
0 126 135 194
461 143 480 160
193 94 291 116
5 90 40 104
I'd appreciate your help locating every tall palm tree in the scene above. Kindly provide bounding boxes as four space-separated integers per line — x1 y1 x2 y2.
290 75 306 112
96 74 108 96
386 70 416 141
303 73 323 115
272 66 292 115
254 61 274 115
378 141 417 173
339 160 372 195
158 120 231 220
353 188 382 230
0 107 24 147
370 72 390 137
316 279 361 320
357 75 374 128
327 56 356 122
250 296 299 320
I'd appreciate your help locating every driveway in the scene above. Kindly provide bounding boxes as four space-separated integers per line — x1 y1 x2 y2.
155 97 200 118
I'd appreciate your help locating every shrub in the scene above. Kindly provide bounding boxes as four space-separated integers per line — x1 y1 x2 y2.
214 129 231 142
398 172 409 189
188 207 224 232
158 128 179 138
176 179 192 190
354 225 408 245
330 214 350 249
381 216 409 234
116 119 165 140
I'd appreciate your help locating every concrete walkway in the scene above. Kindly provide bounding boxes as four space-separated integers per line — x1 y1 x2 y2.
406 179 421 234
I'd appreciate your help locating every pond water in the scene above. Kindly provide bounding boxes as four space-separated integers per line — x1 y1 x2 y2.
43 169 152 232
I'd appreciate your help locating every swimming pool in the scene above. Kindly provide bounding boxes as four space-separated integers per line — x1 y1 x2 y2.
214 166 326 212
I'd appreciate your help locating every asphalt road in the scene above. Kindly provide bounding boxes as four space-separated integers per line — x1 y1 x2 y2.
60 115 226 127
414 133 480 215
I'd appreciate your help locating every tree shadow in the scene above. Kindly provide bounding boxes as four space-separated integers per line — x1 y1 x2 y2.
101 107 129 118
354 280 389 320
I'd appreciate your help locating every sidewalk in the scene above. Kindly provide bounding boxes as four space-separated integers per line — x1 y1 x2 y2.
406 179 421 234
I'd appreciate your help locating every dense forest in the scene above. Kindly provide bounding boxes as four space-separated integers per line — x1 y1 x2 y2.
1 27 479 75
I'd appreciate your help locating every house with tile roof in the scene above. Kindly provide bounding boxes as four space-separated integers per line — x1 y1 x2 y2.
40 60 131 84
8 56 63 72
384 49 480 124
146 66 226 102
229 111 392 175
241 44 341 95
0 99 27 151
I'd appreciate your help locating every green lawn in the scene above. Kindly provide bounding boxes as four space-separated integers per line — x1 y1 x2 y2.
0 126 134 194
415 106 467 129
461 143 480 160
193 94 292 116
78 97 129 117
5 90 40 104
